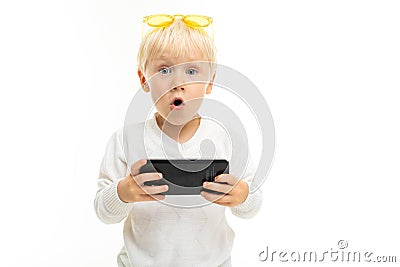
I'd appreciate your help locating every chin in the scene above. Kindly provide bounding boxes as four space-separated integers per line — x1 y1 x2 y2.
161 110 198 126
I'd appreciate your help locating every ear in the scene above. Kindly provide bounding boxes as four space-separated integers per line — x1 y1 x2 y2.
205 73 216 94
138 68 149 92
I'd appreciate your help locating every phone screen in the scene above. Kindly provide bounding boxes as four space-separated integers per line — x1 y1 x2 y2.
139 159 229 195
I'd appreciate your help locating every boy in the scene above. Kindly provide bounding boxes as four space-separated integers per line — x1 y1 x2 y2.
94 14 263 266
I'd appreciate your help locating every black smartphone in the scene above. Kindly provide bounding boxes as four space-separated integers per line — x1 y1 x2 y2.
139 159 229 195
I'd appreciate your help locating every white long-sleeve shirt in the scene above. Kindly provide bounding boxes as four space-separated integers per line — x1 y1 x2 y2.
94 114 263 266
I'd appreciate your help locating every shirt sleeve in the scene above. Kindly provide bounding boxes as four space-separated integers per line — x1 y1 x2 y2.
229 154 263 219
94 129 135 224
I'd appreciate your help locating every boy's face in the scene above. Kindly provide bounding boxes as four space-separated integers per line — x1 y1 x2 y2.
138 50 215 126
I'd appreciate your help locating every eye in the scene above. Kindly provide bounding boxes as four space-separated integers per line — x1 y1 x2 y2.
159 67 171 75
186 68 198 75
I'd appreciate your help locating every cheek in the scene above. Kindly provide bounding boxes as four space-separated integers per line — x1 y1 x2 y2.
148 80 170 104
188 84 207 96
151 91 169 108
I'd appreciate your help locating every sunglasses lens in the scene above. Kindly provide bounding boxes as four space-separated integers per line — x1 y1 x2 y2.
183 16 211 27
146 15 174 27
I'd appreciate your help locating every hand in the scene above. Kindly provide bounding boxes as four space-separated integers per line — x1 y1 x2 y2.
117 159 168 203
201 174 249 207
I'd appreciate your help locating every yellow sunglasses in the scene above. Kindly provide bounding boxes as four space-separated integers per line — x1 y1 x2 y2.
142 14 214 39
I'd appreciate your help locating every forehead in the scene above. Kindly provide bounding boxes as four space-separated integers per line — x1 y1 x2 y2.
154 49 207 62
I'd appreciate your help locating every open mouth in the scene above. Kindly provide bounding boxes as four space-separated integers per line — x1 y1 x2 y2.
171 97 184 110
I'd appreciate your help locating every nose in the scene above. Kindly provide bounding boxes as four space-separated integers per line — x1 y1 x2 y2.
171 71 186 91
172 85 185 91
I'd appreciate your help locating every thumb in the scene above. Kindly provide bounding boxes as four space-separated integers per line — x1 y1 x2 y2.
130 159 148 176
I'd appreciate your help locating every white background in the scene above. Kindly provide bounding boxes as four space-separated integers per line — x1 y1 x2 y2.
0 0 399 266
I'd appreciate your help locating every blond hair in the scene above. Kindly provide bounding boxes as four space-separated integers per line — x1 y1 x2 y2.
137 18 217 75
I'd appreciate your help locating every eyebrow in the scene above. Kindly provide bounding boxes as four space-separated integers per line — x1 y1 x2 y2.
153 58 171 65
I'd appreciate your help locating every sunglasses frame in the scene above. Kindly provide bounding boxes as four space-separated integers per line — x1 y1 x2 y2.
142 14 214 39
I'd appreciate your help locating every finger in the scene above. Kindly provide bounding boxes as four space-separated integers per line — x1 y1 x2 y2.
130 159 148 176
140 185 169 195
203 182 232 194
213 196 233 206
200 191 227 203
215 174 239 186
133 172 163 185
139 194 166 202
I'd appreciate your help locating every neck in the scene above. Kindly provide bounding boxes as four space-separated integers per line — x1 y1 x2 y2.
155 112 201 143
